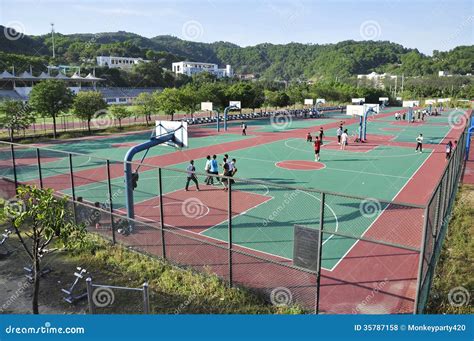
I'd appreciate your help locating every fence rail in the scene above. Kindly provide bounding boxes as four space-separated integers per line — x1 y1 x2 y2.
0 123 467 313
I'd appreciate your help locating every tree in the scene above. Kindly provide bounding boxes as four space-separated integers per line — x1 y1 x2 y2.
0 99 35 141
72 91 107 133
154 88 181 120
134 92 157 126
264 90 290 108
28 80 74 138
2 186 84 314
109 105 131 128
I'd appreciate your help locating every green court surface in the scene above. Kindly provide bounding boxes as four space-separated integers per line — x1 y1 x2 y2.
2 132 251 183
4 108 460 270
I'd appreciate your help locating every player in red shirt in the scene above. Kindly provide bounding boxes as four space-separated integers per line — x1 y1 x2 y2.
314 136 321 161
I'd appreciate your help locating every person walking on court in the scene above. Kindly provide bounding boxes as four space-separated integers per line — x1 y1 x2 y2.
445 141 453 160
209 154 219 183
221 157 232 191
314 136 321 161
319 127 325 144
336 125 343 145
341 129 348 150
415 133 423 153
185 160 200 191
306 132 312 142
204 155 213 185
241 123 247 136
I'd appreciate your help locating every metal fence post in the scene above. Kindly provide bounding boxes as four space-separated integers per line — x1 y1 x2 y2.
143 282 150 314
413 203 430 314
228 180 233 287
158 168 166 259
86 278 96 314
106 160 116 244
10 144 18 191
36 148 43 189
68 153 77 224
315 192 325 314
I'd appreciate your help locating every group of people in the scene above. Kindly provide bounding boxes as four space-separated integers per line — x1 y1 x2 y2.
394 109 438 123
306 123 351 161
414 133 455 159
185 154 238 192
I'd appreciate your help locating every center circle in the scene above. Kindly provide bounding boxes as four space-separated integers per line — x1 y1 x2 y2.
275 160 325 170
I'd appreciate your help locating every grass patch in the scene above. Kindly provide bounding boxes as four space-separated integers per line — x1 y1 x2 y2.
0 230 303 314
426 185 474 314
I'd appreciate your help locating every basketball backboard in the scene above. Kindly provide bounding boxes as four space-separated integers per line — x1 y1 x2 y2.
156 121 188 148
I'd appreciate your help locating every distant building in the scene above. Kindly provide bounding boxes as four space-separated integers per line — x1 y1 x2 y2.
87 87 161 105
171 61 233 78
357 72 397 89
96 56 148 70
438 71 450 77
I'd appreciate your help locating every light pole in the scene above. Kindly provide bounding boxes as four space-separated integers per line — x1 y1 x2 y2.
51 23 55 59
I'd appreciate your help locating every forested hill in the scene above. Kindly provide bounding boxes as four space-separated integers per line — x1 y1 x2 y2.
1 26 473 80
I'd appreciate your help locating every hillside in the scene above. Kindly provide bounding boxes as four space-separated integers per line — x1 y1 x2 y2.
0 25 473 80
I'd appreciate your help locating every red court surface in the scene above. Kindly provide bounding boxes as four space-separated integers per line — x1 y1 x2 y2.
121 187 272 233
276 160 325 170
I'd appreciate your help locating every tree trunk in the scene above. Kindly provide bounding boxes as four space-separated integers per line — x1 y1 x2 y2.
145 114 149 126
87 119 91 134
9 128 14 143
52 114 57 139
118 119 122 128
32 252 40 314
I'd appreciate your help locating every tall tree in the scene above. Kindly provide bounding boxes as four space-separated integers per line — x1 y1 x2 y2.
154 88 181 121
28 80 74 138
134 92 157 126
0 99 35 141
72 91 107 133
109 105 131 128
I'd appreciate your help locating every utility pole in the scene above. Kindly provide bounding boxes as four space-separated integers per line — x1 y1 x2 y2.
51 23 56 59
401 73 404 94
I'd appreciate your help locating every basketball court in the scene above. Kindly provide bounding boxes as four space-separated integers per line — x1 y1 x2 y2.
1 105 470 313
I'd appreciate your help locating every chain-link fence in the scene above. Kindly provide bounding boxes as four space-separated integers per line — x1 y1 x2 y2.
414 126 468 313
0 127 467 313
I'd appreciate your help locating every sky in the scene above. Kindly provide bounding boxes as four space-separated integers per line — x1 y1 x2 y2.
1 0 473 55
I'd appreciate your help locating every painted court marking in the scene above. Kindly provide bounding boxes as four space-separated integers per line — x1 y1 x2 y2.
275 160 326 171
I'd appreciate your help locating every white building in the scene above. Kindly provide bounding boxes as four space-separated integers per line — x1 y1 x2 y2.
172 61 233 78
96 56 148 70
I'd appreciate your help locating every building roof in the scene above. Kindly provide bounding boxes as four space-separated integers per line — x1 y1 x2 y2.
0 90 25 100
0 71 16 80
